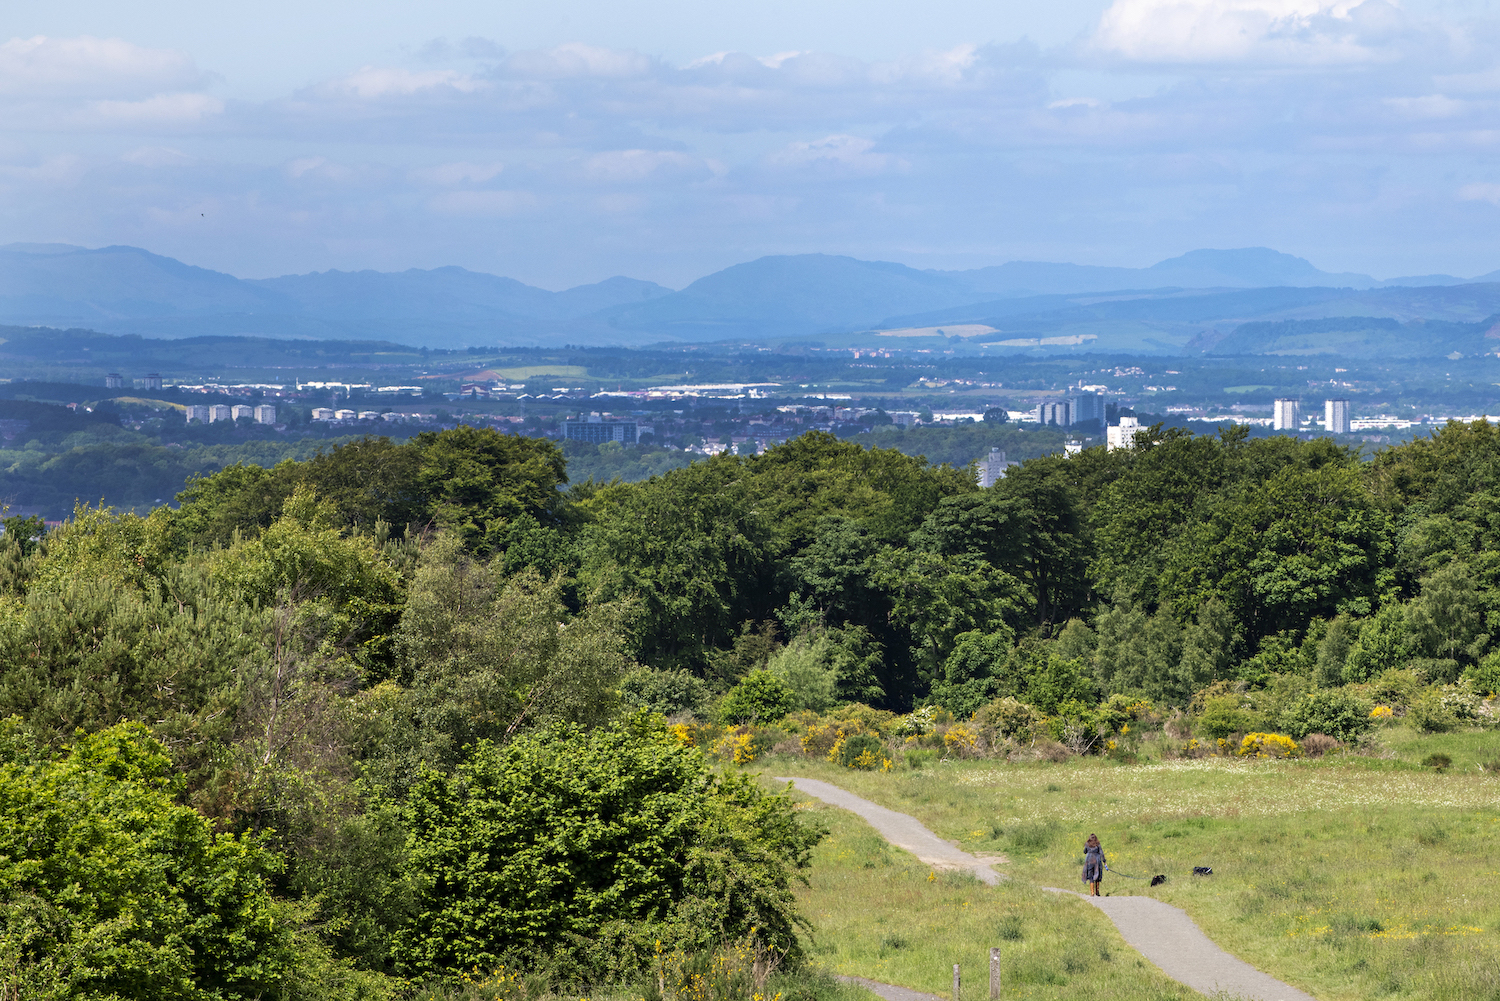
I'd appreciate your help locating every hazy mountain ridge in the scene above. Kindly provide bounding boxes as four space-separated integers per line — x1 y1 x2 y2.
3 242 1500 354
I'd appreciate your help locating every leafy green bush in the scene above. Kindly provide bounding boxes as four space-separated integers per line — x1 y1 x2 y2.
1408 688 1459 732
619 667 713 717
1197 693 1258 739
0 722 304 1000
395 713 823 980
718 669 798 724
836 733 887 769
1465 652 1500 696
971 696 1043 744
1278 689 1374 742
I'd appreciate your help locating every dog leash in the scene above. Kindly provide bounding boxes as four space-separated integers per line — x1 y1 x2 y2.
1103 863 1149 880
1104 863 1213 881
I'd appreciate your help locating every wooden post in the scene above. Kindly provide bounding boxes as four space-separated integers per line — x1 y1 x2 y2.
952 963 960 1001
989 947 1001 999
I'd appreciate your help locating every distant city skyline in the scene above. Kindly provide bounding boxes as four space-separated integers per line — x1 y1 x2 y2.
6 0 1500 288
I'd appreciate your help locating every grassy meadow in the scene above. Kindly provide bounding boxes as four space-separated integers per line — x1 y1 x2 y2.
766 725 1500 1001
788 799 1199 1001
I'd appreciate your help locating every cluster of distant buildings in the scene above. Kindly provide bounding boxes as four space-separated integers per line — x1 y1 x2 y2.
1031 391 1106 428
310 409 427 423
1274 399 1352 434
185 404 276 425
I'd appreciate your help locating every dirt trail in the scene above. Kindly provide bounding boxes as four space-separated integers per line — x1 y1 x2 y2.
779 776 1318 1001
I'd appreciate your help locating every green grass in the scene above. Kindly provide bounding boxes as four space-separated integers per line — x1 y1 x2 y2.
785 797 1198 1000
766 724 1500 1000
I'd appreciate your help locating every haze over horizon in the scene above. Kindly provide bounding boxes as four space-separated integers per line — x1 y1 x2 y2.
6 0 1500 289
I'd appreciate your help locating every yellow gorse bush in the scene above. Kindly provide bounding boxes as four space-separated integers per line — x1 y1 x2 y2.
1238 732 1300 758
650 935 785 1001
667 722 697 746
943 723 980 758
1370 704 1395 719
712 730 758 765
457 963 525 999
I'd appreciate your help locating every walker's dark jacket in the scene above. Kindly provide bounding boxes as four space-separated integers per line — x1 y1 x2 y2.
1083 845 1105 883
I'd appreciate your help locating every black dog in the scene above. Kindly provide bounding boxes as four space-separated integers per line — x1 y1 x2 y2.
1150 875 1167 886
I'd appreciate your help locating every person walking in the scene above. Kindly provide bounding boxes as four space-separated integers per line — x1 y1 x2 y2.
1082 833 1106 896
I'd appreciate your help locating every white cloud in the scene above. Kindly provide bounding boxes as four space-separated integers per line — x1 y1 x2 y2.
766 134 905 176
0 154 85 185
90 92 223 124
582 150 715 183
758 51 806 69
1092 0 1381 64
0 35 206 97
411 161 506 185
327 67 484 98
502 43 653 79
286 156 355 182
1385 94 1467 118
1459 182 1500 206
121 146 194 167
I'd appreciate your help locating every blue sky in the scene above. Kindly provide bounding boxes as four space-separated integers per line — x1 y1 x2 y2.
5 0 1500 287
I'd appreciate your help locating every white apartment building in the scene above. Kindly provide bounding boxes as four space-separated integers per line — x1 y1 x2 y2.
1106 416 1141 450
1035 401 1071 426
311 408 335 421
184 405 210 423
209 405 232 423
976 447 1017 487
231 405 254 421
254 405 277 424
1325 399 1351 434
1273 399 1301 431
334 409 357 421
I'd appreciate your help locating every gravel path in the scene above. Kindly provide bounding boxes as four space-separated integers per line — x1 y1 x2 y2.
780 777 1002 885
780 776 1318 1001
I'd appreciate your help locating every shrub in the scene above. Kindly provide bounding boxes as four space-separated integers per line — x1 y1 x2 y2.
1238 732 1300 759
1368 668 1423 710
620 667 712 718
765 634 838 712
893 705 938 738
0 722 301 1000
1408 688 1458 733
712 725 776 765
1278 689 1373 742
395 713 824 979
1422 752 1453 772
719 670 798 725
943 723 980 758
1197 693 1258 739
971 697 1041 746
1301 733 1340 757
835 733 888 770
1466 651 1500 696
1439 678 1484 722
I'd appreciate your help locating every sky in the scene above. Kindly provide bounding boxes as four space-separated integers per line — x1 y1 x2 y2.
5 0 1500 288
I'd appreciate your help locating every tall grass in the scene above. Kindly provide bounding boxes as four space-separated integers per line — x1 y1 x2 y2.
769 723 1500 1001
792 804 1198 1001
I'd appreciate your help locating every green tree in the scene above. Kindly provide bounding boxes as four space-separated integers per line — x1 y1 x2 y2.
1158 462 1391 642
870 547 1026 692
387 533 630 776
414 426 567 553
577 462 776 671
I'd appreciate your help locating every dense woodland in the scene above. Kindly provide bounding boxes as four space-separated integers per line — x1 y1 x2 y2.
2 421 1499 999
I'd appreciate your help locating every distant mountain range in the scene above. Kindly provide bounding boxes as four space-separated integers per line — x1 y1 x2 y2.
3 242 1499 356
